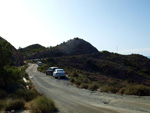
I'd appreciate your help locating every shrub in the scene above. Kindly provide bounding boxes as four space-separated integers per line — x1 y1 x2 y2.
79 83 88 89
30 96 56 113
88 83 99 91
0 89 7 98
119 85 150 96
37 64 48 73
5 99 25 111
71 71 79 77
0 100 6 110
0 66 22 90
118 87 126 95
102 85 118 93
16 89 38 101
73 79 81 86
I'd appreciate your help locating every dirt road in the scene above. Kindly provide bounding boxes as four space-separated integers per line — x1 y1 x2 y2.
26 64 150 113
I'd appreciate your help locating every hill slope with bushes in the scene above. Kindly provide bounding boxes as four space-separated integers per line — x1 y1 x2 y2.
39 51 150 95
0 36 24 66
18 44 46 59
19 38 99 59
19 37 150 95
0 36 56 112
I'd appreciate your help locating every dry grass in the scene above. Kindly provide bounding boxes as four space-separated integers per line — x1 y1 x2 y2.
30 96 56 113
4 99 25 111
118 85 150 96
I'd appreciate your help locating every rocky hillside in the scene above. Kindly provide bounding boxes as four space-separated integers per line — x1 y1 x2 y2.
0 36 24 66
19 38 99 59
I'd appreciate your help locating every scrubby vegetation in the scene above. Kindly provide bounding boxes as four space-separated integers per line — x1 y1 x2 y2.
16 88 39 102
18 44 46 59
38 51 150 96
0 38 56 112
18 37 150 96
30 96 56 113
37 64 48 73
0 66 56 112
118 85 150 96
5 99 25 111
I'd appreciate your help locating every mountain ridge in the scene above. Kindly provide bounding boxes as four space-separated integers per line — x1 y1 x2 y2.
19 38 99 59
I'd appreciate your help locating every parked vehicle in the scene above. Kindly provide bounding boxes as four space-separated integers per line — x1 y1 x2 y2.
38 61 43 66
53 69 66 79
46 67 58 75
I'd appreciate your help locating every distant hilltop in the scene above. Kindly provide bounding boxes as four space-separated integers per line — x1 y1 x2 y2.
19 37 99 59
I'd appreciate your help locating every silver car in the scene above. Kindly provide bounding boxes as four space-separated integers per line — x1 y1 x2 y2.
53 69 66 79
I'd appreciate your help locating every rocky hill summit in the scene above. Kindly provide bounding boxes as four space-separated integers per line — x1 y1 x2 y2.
55 38 98 55
0 36 23 66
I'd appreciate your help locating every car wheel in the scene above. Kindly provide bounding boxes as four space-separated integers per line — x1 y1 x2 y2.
55 77 58 79
46 72 48 75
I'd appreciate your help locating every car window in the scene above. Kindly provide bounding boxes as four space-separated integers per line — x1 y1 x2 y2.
57 70 65 73
53 68 58 70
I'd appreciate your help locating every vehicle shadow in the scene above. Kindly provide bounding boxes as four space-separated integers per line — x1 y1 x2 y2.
59 77 70 81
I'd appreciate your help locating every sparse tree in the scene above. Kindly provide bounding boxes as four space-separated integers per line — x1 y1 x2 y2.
0 40 12 89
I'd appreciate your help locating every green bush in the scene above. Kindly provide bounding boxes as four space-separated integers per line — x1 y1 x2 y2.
88 83 99 91
118 87 126 95
16 89 38 102
37 64 48 73
102 85 118 93
71 71 79 77
79 83 88 89
119 85 150 96
0 100 6 110
30 96 56 113
0 66 22 90
73 79 81 86
5 99 25 111
0 89 7 98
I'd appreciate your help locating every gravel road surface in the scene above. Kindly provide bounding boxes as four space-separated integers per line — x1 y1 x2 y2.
26 64 150 113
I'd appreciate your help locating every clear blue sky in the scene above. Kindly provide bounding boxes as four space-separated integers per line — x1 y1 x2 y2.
0 0 150 56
